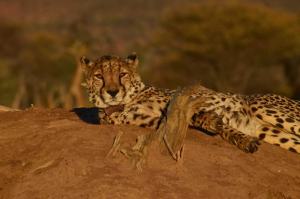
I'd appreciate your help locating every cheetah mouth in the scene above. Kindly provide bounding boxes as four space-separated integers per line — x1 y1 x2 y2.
106 101 123 106
101 91 126 106
103 97 125 106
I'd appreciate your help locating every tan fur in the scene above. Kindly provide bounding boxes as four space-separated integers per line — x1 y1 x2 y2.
81 54 300 154
178 84 300 153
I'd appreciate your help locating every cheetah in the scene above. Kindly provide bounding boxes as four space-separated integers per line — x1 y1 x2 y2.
80 54 300 154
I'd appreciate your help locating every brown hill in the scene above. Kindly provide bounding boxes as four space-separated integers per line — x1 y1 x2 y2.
0 108 300 198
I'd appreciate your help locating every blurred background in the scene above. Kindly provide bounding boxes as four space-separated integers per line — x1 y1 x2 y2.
0 0 300 109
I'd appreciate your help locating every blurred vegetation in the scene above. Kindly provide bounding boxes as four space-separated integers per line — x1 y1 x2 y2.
0 0 300 109
146 2 300 99
0 22 84 108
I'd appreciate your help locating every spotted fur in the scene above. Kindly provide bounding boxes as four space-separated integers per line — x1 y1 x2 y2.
81 54 300 154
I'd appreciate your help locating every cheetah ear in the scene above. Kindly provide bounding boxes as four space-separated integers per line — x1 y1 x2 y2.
126 53 139 69
80 56 94 71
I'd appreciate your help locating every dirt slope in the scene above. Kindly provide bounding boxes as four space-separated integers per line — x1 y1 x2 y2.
0 108 299 199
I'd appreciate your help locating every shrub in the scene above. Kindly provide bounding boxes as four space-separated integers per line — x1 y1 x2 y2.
147 2 300 97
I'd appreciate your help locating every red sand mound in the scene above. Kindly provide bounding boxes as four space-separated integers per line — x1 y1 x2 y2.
0 108 299 199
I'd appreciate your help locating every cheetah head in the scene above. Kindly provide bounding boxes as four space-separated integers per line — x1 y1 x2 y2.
80 54 145 108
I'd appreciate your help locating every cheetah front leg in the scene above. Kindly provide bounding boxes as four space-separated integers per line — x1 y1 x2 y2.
192 113 260 153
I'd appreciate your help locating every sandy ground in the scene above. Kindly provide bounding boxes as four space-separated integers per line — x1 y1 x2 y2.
0 108 300 199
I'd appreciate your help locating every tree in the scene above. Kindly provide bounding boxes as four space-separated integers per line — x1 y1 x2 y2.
146 2 300 97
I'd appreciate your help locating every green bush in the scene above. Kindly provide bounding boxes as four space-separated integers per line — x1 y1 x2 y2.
0 26 78 107
147 2 300 97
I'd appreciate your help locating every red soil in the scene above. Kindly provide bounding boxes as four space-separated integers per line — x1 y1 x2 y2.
0 108 299 199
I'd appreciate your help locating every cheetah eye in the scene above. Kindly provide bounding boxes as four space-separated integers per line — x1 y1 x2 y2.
94 74 103 80
120 72 128 77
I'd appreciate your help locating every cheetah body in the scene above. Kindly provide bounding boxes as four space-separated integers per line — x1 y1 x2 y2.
80 54 300 153
188 85 300 152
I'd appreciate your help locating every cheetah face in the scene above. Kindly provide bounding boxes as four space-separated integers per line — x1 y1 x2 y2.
80 54 145 108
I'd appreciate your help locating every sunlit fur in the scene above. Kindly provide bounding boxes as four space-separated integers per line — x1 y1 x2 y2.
81 55 145 108
81 54 300 154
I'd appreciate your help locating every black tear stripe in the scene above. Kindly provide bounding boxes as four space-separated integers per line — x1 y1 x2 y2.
99 88 106 103
120 80 126 95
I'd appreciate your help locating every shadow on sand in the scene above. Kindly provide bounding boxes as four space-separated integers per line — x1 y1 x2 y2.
71 107 100 124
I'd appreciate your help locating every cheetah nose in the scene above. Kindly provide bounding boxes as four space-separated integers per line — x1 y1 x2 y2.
107 89 119 97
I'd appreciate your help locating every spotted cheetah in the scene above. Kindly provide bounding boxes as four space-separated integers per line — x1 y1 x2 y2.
80 54 300 154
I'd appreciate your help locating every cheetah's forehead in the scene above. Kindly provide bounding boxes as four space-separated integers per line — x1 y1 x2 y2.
93 59 132 73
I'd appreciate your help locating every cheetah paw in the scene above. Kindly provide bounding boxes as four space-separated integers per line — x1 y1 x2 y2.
241 138 260 153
